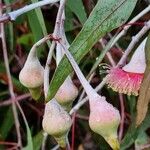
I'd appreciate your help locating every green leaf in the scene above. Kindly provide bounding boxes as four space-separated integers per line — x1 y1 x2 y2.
17 33 34 46
30 0 51 47
121 110 150 150
22 115 33 150
46 0 137 101
27 0 51 56
135 132 148 149
121 96 150 150
0 108 14 139
27 10 44 55
4 0 14 52
33 131 43 150
65 7 78 31
66 0 87 25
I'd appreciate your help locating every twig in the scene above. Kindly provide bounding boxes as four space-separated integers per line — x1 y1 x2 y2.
27 35 51 62
0 93 30 107
0 3 22 148
44 41 55 97
6 146 18 150
110 5 150 50
41 132 48 150
77 72 95 103
108 33 121 50
99 38 116 67
44 0 67 98
71 112 76 150
0 0 60 23
16 101 33 149
69 76 108 115
118 94 125 141
0 141 17 146
51 145 59 150
66 138 71 150
140 143 150 150
117 20 150 66
76 114 89 120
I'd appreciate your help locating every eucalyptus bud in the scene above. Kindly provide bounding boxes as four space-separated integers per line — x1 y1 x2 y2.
89 94 120 150
55 76 78 111
55 42 78 111
42 99 72 148
19 47 44 100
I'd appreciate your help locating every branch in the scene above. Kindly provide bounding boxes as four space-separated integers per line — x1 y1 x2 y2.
111 5 150 49
44 0 67 98
0 94 30 107
69 76 108 115
0 0 60 23
117 20 150 66
0 3 22 148
118 94 125 141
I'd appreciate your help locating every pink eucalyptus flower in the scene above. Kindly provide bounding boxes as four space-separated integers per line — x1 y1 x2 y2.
106 38 147 96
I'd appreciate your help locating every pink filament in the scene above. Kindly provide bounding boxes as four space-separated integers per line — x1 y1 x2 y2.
106 68 144 96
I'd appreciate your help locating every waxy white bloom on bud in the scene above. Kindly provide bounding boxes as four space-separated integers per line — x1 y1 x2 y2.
19 49 44 100
42 99 72 148
89 94 120 150
55 76 78 111
55 42 78 111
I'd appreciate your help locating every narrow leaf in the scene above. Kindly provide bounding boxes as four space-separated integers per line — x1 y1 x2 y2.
136 33 150 126
0 108 14 139
30 0 51 47
4 0 14 52
22 114 33 150
33 131 43 150
66 0 87 24
46 0 137 101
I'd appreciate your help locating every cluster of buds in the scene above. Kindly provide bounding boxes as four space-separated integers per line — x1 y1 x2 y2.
19 16 78 148
56 37 121 149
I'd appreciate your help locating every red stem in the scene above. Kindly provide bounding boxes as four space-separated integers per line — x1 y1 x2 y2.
0 141 17 146
122 22 145 27
117 22 145 33
71 112 76 150
118 94 125 141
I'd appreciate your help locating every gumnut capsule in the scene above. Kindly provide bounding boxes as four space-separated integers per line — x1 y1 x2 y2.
89 93 120 150
42 99 72 148
58 41 121 149
55 42 78 111
19 47 44 100
106 38 147 96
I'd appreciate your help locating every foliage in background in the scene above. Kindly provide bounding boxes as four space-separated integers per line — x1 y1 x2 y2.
0 0 150 150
